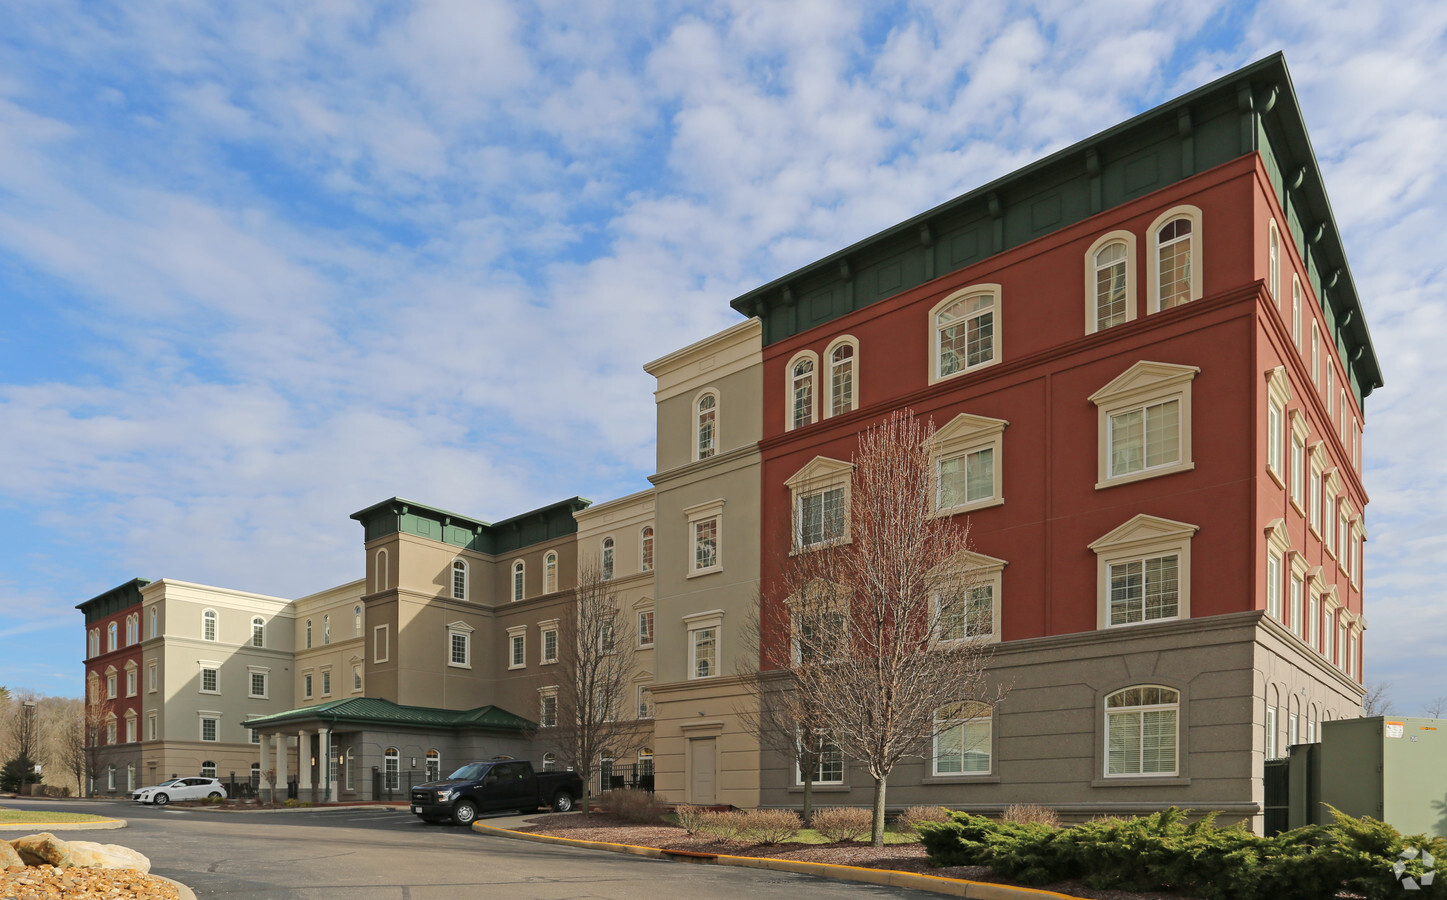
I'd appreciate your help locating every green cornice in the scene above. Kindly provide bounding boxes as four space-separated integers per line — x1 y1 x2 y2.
75 578 151 624
244 697 535 733
350 496 591 556
728 52 1382 405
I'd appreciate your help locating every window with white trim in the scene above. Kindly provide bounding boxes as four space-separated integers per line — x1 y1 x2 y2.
1268 221 1280 306
426 750 441 783
305 619 313 649
375 548 388 592
685 610 723 680
352 664 362 692
1289 561 1305 638
932 413 1007 514
323 614 330 645
1105 686 1178 776
1266 687 1280 759
1311 322 1321 387
106 668 117 699
125 712 136 743
1091 514 1196 629
251 616 265 648
934 552 1006 643
1266 367 1289 484
798 732 844 784
1091 361 1198 488
512 560 525 602
108 622 117 651
1267 550 1282 620
354 605 362 636
1148 207 1201 311
685 499 724 575
200 665 219 694
147 713 156 741
931 285 1000 382
447 621 473 669
303 672 313 698
542 752 557 772
1086 232 1135 332
696 391 718 459
539 691 558 728
384 748 400 790
934 701 993 775
321 668 331 696
1290 413 1307 511
452 559 468 600
147 661 157 693
641 527 654 572
1292 276 1303 348
825 338 858 418
150 608 158 639
637 608 655 647
637 683 655 720
374 624 390 663
202 610 217 642
125 663 137 697
541 620 559 664
601 537 615 580
1307 588 1320 651
105 714 116 745
249 670 268 699
788 353 817 430
507 625 527 670
200 716 219 743
785 457 851 552
545 551 559 593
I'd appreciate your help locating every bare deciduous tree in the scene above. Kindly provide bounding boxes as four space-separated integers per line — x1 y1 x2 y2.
1360 681 1393 717
81 695 116 798
1423 695 1447 719
735 639 833 826
765 410 1001 847
543 560 643 813
53 698 90 796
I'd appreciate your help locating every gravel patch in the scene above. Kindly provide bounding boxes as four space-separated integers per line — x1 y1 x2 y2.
1 864 180 899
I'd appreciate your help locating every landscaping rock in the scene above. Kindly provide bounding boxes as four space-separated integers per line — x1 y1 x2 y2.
12 832 75 867
67 840 152 873
0 839 22 869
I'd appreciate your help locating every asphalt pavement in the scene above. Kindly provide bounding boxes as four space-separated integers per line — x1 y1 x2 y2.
2 797 939 899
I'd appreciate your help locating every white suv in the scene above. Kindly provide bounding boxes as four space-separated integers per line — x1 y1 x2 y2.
132 777 227 805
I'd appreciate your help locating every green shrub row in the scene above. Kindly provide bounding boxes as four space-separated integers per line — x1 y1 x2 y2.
917 806 1444 900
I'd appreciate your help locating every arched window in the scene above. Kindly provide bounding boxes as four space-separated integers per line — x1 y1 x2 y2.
108 622 118 651
250 762 261 788
251 616 265 648
384 748 400 791
1148 206 1202 311
150 608 158 639
426 749 441 782
640 527 654 572
451 560 467 601
696 391 718 460
1266 685 1281 759
106 764 115 791
825 339 857 418
88 629 98 658
126 763 135 792
638 747 654 778
323 614 331 644
1088 235 1133 332
512 560 525 602
1104 686 1179 776
544 552 558 593
354 605 362 636
541 751 557 772
1268 221 1281 306
305 619 313 649
375 549 388 593
789 355 816 429
1292 276 1302 348
931 286 999 382
201 610 217 642
201 760 217 778
601 538 615 581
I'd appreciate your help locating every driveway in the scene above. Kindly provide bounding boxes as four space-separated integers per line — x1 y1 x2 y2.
2 798 938 899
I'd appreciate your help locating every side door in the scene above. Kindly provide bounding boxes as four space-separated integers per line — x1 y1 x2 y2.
181 778 208 800
494 762 533 810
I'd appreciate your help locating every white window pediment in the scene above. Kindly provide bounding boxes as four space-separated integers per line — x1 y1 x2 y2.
1266 366 1291 407
1089 360 1200 407
632 595 654 610
445 620 475 633
932 414 1008 515
784 455 854 490
633 668 655 683
934 413 1009 447
1089 514 1199 554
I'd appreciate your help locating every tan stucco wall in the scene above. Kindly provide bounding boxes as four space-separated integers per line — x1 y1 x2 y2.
653 675 760 808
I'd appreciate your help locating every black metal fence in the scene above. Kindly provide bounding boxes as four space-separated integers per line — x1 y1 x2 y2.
372 767 433 801
589 761 654 797
1263 757 1289 836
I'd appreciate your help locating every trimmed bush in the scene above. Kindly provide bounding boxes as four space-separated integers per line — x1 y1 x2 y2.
895 805 951 838
743 809 802 845
698 809 745 842
672 804 707 836
603 789 666 825
1002 803 1059 827
811 806 872 843
919 805 1447 900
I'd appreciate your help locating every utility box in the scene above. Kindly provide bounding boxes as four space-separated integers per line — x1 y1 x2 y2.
1318 716 1446 837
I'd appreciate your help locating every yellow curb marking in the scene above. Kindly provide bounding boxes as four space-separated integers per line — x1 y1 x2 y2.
473 822 1085 899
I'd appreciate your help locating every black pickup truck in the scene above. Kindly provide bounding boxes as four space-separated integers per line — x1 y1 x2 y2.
409 758 584 825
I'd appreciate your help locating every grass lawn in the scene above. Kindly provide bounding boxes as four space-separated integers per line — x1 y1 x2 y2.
788 828 917 845
0 808 119 825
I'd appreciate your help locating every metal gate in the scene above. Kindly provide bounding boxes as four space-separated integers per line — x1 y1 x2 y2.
1263 757 1289 836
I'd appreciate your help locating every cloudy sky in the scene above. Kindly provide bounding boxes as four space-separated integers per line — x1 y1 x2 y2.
1 1 1443 713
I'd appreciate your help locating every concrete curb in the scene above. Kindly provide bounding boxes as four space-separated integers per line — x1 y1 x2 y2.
470 821 1086 900
0 819 127 832
154 873 198 900
160 803 410 814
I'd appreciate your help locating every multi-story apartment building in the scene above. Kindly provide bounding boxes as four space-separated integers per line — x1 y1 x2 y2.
80 579 148 794
78 54 1375 828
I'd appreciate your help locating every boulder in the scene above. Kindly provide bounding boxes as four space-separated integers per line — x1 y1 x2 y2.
0 839 23 869
12 832 75 867
66 841 151 874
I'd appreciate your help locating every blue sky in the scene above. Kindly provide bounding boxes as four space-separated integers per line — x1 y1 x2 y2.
1 1 1443 714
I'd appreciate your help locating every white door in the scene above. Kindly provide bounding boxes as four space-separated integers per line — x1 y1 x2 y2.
689 738 716 805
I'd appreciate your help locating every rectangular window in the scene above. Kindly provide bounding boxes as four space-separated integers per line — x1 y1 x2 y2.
249 672 267 698
938 448 994 509
1290 433 1305 507
450 632 469 667
1323 491 1335 554
125 717 136 743
304 673 314 697
938 586 993 641
510 634 525 668
200 718 218 742
797 487 845 547
1267 552 1282 619
1107 555 1179 626
107 674 117 699
691 627 717 678
798 734 844 784
322 670 332 695
540 694 557 728
147 714 156 742
1290 573 1303 636
352 665 362 691
542 628 558 663
638 685 654 720
126 669 137 697
1108 400 1180 477
1309 468 1322 533
637 610 655 647
1106 707 1177 776
1267 401 1283 478
250 726 260 745
148 662 157 693
201 667 218 693
693 517 719 570
1311 323 1320 386
1266 705 1279 759
1308 594 1320 650
934 703 992 775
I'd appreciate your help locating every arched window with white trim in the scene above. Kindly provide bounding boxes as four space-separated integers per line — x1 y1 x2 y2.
786 352 817 430
601 538 615 581
305 619 313 649
544 551 558 593
1086 232 1135 333
640 527 654 572
375 549 388 593
931 285 1000 383
108 622 118 651
1292 275 1303 349
1104 686 1179 776
426 749 441 782
696 390 718 460
1268 220 1281 307
323 614 331 644
452 559 467 601
825 337 858 418
384 748 400 791
1148 206 1203 312
354 605 362 636
251 617 265 648
512 560 525 602
201 610 217 642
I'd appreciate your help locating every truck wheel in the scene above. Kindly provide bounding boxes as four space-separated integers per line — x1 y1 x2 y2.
452 800 478 825
153 793 170 806
551 791 574 813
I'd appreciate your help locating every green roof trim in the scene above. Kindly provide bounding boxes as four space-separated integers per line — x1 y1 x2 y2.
244 697 536 733
350 495 591 555
76 578 152 625
728 52 1382 405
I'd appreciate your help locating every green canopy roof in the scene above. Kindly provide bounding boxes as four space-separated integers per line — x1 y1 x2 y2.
245 697 535 733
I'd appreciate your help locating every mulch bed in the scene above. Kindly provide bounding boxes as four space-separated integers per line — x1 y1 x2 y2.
513 813 1203 900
